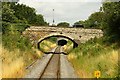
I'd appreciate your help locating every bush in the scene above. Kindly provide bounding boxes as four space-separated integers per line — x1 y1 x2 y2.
69 37 119 78
71 37 115 57
2 22 31 51
2 22 11 34
2 22 30 34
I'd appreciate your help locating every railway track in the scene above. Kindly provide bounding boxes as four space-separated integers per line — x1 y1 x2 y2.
39 46 61 79
24 46 77 78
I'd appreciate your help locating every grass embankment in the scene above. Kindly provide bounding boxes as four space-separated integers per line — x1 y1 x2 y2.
40 40 57 52
1 22 43 78
1 46 43 78
68 38 119 78
39 37 57 52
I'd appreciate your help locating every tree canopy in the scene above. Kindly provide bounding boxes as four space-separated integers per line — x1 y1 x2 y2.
74 1 120 43
86 12 104 28
2 2 18 23
102 2 120 42
2 2 48 26
74 12 104 29
57 22 70 27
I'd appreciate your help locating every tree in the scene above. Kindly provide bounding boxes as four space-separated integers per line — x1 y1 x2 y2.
102 2 120 42
12 3 36 24
33 14 47 26
2 2 18 23
2 2 48 26
84 12 104 29
74 20 84 25
57 22 69 27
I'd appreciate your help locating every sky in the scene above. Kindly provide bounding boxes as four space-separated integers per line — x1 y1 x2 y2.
18 0 103 25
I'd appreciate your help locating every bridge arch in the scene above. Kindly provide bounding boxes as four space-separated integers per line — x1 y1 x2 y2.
37 34 78 52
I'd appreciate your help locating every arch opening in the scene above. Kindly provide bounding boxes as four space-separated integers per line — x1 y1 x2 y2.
37 35 78 54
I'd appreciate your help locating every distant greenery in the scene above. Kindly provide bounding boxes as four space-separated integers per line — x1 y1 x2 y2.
74 2 120 43
2 2 48 26
57 22 70 27
48 37 57 43
39 40 57 53
74 12 104 29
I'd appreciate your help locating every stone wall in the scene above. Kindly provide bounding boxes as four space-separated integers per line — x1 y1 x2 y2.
23 26 103 44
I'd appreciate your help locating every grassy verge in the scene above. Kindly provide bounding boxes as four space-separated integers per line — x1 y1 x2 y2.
40 40 57 52
67 38 119 78
1 46 43 78
1 22 43 78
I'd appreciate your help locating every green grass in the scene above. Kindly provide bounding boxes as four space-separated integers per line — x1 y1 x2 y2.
1 22 42 78
39 40 57 52
68 37 119 78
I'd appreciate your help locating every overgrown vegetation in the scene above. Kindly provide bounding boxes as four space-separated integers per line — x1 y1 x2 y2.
1 1 120 78
68 38 119 78
39 40 57 52
68 1 120 78
1 22 43 78
1 2 45 78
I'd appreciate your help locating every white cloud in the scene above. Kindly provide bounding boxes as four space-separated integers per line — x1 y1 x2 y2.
19 0 102 25
35 0 102 2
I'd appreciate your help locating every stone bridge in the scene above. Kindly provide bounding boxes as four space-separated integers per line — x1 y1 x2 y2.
23 26 103 46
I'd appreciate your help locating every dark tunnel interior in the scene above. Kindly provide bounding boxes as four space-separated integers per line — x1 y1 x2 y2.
57 39 67 46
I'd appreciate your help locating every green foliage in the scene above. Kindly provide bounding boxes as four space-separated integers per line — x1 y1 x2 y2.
11 3 47 26
70 37 119 78
2 2 18 23
57 22 70 27
1 2 45 64
74 12 104 29
2 22 11 34
75 2 120 43
1 2 48 51
70 2 120 78
2 22 29 34
48 37 57 43
12 3 36 24
71 37 112 57
33 14 48 26
83 12 104 29
2 2 47 26
74 21 84 25
102 2 120 42
2 22 32 51
2 33 32 52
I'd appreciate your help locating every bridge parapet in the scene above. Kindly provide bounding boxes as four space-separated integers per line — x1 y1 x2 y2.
27 26 103 34
23 26 103 44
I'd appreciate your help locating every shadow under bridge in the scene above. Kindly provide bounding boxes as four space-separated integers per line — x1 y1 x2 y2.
37 34 79 55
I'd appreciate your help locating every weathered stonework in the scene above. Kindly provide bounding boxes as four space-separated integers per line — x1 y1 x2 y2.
23 26 103 45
